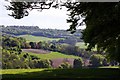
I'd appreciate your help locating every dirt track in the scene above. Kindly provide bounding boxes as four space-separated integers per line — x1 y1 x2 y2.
22 49 50 54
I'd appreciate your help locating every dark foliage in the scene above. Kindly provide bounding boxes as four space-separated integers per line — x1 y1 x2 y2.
66 2 120 63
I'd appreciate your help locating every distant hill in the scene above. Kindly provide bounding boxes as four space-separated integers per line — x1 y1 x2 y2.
1 25 82 39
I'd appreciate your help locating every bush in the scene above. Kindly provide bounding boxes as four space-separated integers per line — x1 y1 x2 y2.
73 58 83 68
90 54 105 67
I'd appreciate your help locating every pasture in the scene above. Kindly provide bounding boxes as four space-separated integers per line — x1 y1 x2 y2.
75 42 97 51
1 68 120 79
18 35 63 42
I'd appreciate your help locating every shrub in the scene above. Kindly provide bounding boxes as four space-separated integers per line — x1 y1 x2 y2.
90 54 105 67
73 58 83 68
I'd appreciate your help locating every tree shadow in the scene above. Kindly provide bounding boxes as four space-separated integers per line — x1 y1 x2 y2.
2 68 120 79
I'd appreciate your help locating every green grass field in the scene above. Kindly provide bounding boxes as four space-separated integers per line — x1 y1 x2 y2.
18 35 63 42
75 42 97 51
24 51 80 59
75 42 87 49
1 68 120 78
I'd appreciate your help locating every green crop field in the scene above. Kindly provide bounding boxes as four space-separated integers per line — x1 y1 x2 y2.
18 35 63 42
1 68 120 79
23 51 80 59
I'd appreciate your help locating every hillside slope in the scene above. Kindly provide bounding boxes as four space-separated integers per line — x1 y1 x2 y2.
19 35 63 42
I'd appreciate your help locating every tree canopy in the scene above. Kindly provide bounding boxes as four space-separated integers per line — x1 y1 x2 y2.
66 2 120 63
5 1 120 63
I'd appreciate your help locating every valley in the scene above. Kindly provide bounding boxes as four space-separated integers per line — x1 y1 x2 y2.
1 25 119 79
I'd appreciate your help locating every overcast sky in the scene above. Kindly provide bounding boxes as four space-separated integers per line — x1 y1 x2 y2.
0 0 86 30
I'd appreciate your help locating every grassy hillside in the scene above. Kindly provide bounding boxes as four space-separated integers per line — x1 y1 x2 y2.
22 50 80 59
18 35 63 42
1 68 120 78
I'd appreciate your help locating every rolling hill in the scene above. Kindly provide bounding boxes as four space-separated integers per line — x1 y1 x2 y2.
2 25 82 39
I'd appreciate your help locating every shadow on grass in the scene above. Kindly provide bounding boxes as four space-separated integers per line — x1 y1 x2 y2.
2 68 120 79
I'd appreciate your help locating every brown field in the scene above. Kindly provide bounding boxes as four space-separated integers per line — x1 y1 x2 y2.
51 58 74 68
22 49 50 54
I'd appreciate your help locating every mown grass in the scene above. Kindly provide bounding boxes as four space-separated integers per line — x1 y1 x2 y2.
1 68 120 79
18 35 63 42
1 69 44 74
26 51 80 59
99 66 119 68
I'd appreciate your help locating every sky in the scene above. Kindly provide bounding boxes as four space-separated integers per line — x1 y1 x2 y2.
0 0 86 30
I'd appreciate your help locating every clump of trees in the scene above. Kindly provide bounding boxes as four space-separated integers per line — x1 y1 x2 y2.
2 35 27 49
2 49 52 69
